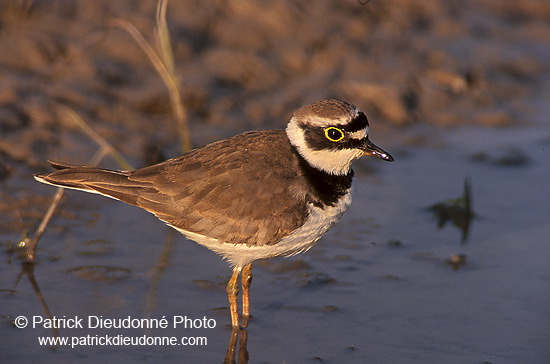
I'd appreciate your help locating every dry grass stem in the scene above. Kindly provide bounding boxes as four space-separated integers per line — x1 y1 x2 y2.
23 188 64 261
24 108 134 261
110 0 191 153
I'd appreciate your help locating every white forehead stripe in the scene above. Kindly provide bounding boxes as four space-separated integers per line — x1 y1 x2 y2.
348 128 368 140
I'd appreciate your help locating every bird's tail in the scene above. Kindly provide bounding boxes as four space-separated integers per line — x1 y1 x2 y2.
34 161 148 206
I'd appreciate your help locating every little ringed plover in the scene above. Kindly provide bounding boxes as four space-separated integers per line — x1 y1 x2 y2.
35 99 394 328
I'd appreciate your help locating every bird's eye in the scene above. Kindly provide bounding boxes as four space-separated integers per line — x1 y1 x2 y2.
324 127 345 142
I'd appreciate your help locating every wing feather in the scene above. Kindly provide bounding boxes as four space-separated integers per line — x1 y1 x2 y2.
35 130 309 246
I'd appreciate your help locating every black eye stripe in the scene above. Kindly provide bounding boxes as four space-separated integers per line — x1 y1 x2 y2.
297 111 369 151
302 125 367 151
342 112 369 133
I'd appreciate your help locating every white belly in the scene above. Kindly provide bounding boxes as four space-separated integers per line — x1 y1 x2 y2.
174 191 352 269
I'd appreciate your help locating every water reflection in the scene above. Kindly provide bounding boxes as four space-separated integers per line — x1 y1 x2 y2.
427 177 475 244
145 230 176 319
12 260 59 348
224 328 249 364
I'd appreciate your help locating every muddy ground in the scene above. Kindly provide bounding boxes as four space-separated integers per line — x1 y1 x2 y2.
1 0 549 227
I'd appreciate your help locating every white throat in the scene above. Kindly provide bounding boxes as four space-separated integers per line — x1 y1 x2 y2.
286 117 363 175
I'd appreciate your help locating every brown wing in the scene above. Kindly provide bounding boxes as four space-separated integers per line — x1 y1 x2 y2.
36 130 309 246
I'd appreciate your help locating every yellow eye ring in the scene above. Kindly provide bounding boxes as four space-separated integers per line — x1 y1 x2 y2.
324 127 345 142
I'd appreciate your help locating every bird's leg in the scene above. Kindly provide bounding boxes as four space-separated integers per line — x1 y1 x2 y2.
227 267 241 329
241 263 253 327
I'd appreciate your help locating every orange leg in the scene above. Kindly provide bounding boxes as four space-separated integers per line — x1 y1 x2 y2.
226 267 241 329
241 263 253 327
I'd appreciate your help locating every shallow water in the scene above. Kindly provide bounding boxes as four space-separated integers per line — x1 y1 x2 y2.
2 116 549 363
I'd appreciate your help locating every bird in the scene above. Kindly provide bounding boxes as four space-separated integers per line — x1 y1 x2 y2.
34 99 394 329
